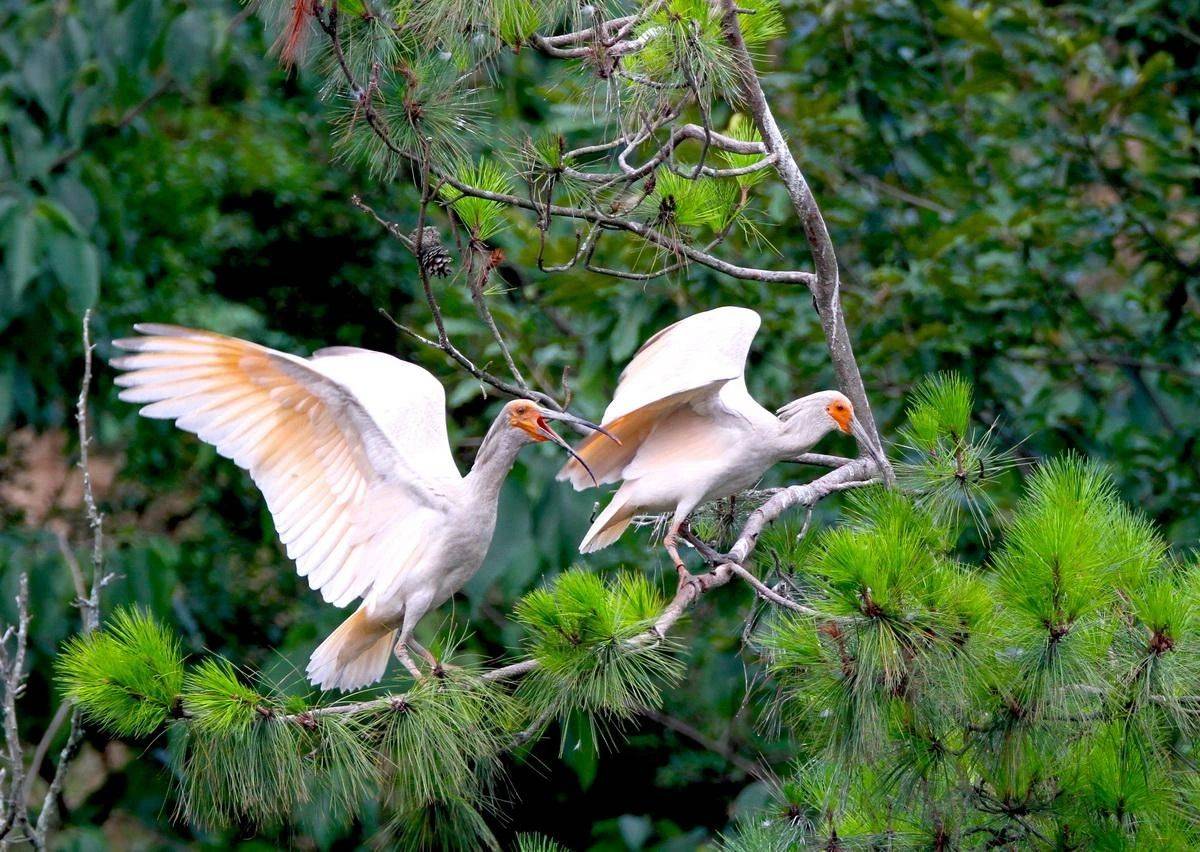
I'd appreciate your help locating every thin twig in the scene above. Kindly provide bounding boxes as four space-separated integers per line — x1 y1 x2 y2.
642 708 776 784
32 311 107 845
465 247 530 390
0 573 33 847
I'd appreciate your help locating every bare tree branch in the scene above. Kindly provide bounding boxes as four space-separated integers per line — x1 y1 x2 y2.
718 0 891 479
32 311 108 846
0 573 33 848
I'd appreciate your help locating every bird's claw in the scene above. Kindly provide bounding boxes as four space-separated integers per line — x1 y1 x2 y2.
431 660 462 679
675 564 705 597
679 527 731 565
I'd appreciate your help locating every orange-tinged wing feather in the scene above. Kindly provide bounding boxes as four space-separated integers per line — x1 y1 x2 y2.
557 306 760 490
112 324 461 608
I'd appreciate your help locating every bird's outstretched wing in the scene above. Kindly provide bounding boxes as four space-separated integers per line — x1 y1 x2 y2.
557 306 761 489
113 324 462 608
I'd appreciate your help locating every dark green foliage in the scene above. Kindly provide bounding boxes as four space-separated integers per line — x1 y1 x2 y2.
515 570 684 720
57 607 185 737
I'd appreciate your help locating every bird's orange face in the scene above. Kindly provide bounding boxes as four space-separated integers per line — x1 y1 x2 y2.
508 402 553 442
826 398 854 434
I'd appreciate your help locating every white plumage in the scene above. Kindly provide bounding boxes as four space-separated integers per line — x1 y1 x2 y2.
558 306 873 575
113 324 609 691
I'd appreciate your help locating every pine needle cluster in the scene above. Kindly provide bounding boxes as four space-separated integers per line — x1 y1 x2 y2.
514 569 684 721
623 0 783 104
439 158 515 243
895 372 1019 537
58 607 185 737
56 569 689 840
58 616 521 840
738 375 1200 848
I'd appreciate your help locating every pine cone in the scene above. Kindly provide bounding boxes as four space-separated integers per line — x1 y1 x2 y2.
411 227 452 278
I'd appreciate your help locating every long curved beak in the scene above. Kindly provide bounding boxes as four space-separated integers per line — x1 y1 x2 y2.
536 410 620 487
540 410 621 445
849 415 889 474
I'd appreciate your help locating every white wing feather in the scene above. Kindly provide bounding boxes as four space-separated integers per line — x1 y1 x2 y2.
602 306 761 423
112 325 462 608
558 306 761 489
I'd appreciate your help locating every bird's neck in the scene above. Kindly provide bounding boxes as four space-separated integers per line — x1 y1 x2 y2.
464 415 525 505
771 411 834 460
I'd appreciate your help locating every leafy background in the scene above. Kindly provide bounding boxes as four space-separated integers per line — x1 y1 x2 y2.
1 0 1197 847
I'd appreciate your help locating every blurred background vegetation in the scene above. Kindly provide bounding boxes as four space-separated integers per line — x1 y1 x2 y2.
1 0 1198 847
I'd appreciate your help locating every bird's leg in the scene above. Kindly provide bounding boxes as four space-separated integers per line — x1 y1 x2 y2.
408 637 438 666
666 521 705 593
393 639 425 680
393 595 437 680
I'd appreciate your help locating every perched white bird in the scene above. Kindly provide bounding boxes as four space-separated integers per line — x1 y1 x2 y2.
112 324 612 691
557 306 881 577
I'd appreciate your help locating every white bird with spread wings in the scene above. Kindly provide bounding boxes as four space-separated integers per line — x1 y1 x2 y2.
113 324 612 691
558 306 883 579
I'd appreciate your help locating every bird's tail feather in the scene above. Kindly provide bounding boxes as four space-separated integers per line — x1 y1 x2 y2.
579 494 635 553
306 607 395 692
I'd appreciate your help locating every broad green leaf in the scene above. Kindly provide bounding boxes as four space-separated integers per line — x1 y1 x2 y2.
47 234 100 311
23 39 67 117
5 210 38 302
165 10 212 83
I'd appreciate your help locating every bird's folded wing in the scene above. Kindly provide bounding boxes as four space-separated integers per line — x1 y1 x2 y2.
557 306 761 489
112 325 462 607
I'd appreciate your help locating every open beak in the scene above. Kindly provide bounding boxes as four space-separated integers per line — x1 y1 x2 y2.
850 415 889 474
536 410 620 487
